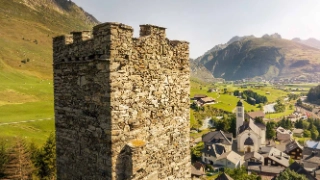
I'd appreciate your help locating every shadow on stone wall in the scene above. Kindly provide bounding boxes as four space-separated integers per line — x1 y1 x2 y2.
115 145 133 180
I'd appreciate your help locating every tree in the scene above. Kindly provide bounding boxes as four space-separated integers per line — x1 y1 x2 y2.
254 117 265 125
224 166 260 180
303 130 311 138
275 168 308 180
3 138 33 179
31 133 56 180
311 126 319 140
297 99 302 106
0 139 7 178
266 122 276 140
191 142 204 161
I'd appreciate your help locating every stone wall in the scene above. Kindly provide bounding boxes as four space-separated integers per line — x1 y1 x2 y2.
53 22 191 180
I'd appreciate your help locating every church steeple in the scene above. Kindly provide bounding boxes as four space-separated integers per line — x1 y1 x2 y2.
236 100 244 136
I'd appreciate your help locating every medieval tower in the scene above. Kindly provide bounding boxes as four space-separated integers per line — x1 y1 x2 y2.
53 22 191 179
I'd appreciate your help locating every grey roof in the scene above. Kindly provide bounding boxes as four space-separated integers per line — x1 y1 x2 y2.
191 163 206 176
292 128 304 134
194 94 207 98
248 165 285 174
302 147 320 167
244 137 254 145
202 130 233 145
216 151 242 165
215 172 234 180
285 140 303 153
244 151 264 162
287 162 317 180
305 140 320 149
260 147 289 167
202 144 226 158
239 119 265 135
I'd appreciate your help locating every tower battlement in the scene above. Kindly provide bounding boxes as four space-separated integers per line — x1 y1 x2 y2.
53 22 191 179
53 22 189 66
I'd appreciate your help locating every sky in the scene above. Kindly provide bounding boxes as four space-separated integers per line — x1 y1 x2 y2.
71 0 320 59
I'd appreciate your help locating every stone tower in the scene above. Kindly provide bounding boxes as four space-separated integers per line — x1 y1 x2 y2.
236 100 244 136
53 22 191 180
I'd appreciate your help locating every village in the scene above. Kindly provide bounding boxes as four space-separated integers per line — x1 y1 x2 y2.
190 93 320 180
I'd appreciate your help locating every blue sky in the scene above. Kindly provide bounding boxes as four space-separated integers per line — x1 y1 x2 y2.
72 0 320 59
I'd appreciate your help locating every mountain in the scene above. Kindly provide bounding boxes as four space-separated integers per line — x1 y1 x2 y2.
196 34 320 81
0 0 99 79
0 0 99 123
189 59 215 82
194 35 254 64
292 38 320 49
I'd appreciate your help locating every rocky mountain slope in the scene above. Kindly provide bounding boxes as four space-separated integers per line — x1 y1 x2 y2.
0 0 99 79
196 34 320 81
292 38 320 49
189 59 215 82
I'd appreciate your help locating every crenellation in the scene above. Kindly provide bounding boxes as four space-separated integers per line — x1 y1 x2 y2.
54 22 190 179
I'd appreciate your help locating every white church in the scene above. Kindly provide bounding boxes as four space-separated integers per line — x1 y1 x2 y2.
236 100 266 153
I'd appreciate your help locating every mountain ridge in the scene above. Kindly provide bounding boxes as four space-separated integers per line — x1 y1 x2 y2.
195 35 320 81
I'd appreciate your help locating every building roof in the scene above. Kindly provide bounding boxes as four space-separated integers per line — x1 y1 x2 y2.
237 100 243 107
202 130 233 145
287 161 317 180
191 163 206 176
285 140 303 153
200 97 215 103
276 127 292 135
244 137 254 145
244 151 264 162
248 165 285 174
216 151 242 165
238 119 265 135
305 140 320 149
215 172 234 180
292 128 304 134
246 111 265 119
202 144 226 158
301 147 320 169
194 94 207 98
260 147 289 167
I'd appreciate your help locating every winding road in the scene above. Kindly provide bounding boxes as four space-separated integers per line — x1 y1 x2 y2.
0 118 54 126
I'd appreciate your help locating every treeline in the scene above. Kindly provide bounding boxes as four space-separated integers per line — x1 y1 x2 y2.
234 90 268 105
0 133 56 179
295 118 320 140
307 85 320 105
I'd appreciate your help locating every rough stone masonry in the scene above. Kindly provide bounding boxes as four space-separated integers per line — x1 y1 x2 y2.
53 22 191 180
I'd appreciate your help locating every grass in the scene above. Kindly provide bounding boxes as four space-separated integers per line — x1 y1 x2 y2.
0 119 55 147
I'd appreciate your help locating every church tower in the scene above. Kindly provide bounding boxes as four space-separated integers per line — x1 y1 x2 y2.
236 100 244 136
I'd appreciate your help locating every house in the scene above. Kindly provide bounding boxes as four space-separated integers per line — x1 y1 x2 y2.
199 97 216 105
276 127 293 142
259 147 289 167
244 151 264 167
201 131 233 165
236 101 266 153
245 111 265 120
214 151 244 168
272 161 317 180
215 172 234 180
247 165 285 177
193 94 207 100
284 140 303 160
191 162 206 179
292 128 304 137
301 147 320 172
